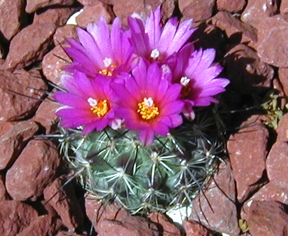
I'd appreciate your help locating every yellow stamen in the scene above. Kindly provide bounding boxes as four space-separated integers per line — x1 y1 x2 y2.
137 97 159 120
99 57 116 76
88 98 110 117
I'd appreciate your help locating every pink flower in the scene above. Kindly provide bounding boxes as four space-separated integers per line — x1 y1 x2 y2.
54 72 117 134
64 17 137 78
127 6 196 63
112 60 184 146
167 47 230 120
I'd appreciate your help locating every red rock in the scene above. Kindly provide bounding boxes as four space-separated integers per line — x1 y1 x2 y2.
246 201 288 236
33 7 80 26
76 2 114 28
56 231 87 236
179 0 215 22
53 25 78 46
0 200 38 236
227 115 268 202
183 220 213 236
3 23 57 70
6 139 61 201
210 11 257 44
281 0 288 13
0 0 26 41
216 0 246 13
241 182 288 220
0 120 39 170
26 0 75 13
42 45 72 85
256 16 288 67
78 0 108 5
148 212 181 236
113 0 175 26
279 67 288 97
17 215 62 236
266 141 288 187
0 69 48 121
276 113 288 142
85 196 157 235
33 99 60 134
0 174 7 201
241 0 279 27
224 44 274 94
189 161 240 235
43 175 85 232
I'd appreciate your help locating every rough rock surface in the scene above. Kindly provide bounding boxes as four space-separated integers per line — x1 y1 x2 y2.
266 141 288 188
43 176 85 232
224 44 274 94
113 0 175 25
0 200 38 236
17 215 62 236
85 196 157 235
148 212 182 236
26 0 75 13
256 15 288 67
0 120 39 170
2 24 57 70
42 45 72 85
211 11 257 44
6 139 61 201
227 116 269 203
183 220 213 236
245 201 288 236
0 0 26 41
179 0 215 22
241 0 279 27
33 7 79 26
189 161 240 235
33 99 60 134
0 69 48 121
276 112 288 142
75 2 113 28
216 0 246 13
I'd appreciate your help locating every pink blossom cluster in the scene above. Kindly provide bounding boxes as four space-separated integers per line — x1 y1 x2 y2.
54 7 229 146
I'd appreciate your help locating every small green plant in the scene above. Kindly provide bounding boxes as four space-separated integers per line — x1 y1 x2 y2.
261 91 287 129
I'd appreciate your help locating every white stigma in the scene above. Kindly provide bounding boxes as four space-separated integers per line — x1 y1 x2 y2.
144 97 154 107
103 57 112 68
150 49 160 59
87 97 97 107
180 76 191 86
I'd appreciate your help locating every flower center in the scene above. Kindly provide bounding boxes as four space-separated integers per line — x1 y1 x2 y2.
99 57 116 76
137 97 159 121
150 48 164 61
180 76 191 97
87 97 110 117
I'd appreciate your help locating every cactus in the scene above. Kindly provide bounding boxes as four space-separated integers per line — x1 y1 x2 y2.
57 107 225 214
53 6 229 215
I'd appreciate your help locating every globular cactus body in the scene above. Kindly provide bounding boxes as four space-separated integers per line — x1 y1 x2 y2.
59 108 224 214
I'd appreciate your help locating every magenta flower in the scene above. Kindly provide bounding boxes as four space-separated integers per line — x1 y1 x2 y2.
167 47 230 120
112 60 184 146
64 17 137 78
127 6 196 63
54 72 118 134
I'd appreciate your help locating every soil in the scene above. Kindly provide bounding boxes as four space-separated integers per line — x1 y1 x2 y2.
1 0 288 235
